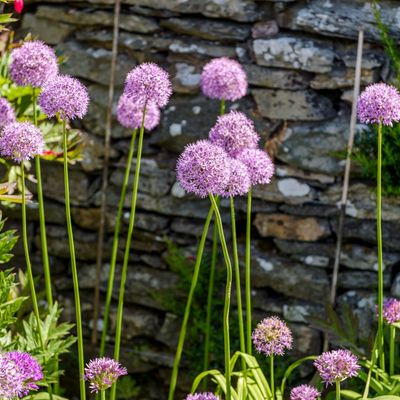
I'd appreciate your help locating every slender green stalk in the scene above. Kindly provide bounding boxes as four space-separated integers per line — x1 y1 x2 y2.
100 128 138 356
362 334 378 399
230 197 245 356
270 355 275 400
220 99 225 115
101 390 106 400
209 193 233 400
169 206 214 400
63 120 86 400
245 187 252 354
110 108 147 400
377 121 385 372
390 325 396 376
32 89 53 308
336 381 340 400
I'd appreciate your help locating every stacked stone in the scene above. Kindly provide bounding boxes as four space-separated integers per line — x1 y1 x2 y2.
9 0 400 397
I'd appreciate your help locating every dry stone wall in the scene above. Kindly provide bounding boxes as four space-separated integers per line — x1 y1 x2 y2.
6 0 400 397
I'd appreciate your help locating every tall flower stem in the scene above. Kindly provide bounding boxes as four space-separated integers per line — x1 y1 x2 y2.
32 89 53 308
209 193 233 400
110 107 147 400
270 355 275 400
100 128 138 356
245 187 252 354
377 121 385 372
169 206 214 400
390 325 396 376
101 390 105 400
230 197 245 357
63 120 86 400
220 99 225 115
336 381 340 400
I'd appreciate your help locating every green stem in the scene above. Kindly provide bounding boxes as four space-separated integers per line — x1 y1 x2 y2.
245 188 252 354
230 197 245 357
220 99 225 115
390 325 396 376
63 120 86 400
336 381 340 400
377 121 385 372
101 390 106 400
169 206 214 400
100 128 138 357
110 107 147 400
362 333 378 399
270 355 275 400
209 194 232 400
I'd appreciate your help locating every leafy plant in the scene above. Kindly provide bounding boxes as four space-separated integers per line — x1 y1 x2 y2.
116 376 141 400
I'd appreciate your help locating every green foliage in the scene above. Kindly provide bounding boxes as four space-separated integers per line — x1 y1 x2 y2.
0 217 18 263
116 376 141 400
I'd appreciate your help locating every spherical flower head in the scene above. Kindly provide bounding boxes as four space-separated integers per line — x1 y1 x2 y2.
357 83 400 126
314 349 360 385
185 393 220 400
176 140 230 198
117 94 160 131
209 111 259 156
382 298 400 324
0 122 44 163
0 354 25 399
39 75 89 120
0 98 16 130
84 357 127 393
290 385 320 400
10 41 58 88
252 316 293 357
124 63 172 108
200 57 248 101
236 148 274 186
219 158 251 197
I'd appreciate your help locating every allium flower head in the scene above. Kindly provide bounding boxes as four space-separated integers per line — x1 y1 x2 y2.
84 357 127 393
209 111 259 156
236 148 274 186
0 98 16 130
10 41 58 87
357 83 400 126
39 75 89 120
185 393 220 400
124 63 172 108
200 57 247 101
176 140 230 198
382 298 400 324
219 158 250 197
0 122 44 162
290 385 320 400
117 94 160 131
252 316 293 357
314 349 360 385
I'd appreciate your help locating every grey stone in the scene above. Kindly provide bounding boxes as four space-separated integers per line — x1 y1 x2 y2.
280 204 338 218
252 20 279 38
253 89 336 121
156 313 180 348
391 274 400 298
338 271 391 290
283 302 324 323
168 39 236 59
170 61 202 94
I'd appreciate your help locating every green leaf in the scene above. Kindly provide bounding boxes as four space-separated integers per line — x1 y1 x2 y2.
280 356 317 395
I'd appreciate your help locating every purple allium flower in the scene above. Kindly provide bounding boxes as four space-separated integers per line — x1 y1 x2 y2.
185 393 220 400
117 94 160 131
219 158 251 197
200 57 247 101
314 350 360 385
176 140 230 198
10 41 58 88
0 98 16 130
124 63 172 108
290 385 320 400
357 83 400 126
39 75 89 120
0 122 44 162
84 357 127 393
382 298 400 324
209 111 259 156
236 148 274 186
252 316 293 357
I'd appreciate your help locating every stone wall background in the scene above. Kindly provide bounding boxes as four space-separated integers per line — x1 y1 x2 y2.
5 0 400 398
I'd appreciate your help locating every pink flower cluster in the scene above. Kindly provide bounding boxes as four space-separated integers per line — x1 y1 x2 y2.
290 385 320 400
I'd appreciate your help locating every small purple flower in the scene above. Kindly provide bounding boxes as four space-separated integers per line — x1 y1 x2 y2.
176 140 230 198
0 98 16 130
382 298 400 325
185 393 220 400
218 158 250 197
200 57 247 101
0 122 44 162
124 63 172 108
290 385 320 400
252 316 293 357
10 41 58 88
236 148 274 186
39 75 89 120
209 111 259 156
84 357 127 393
314 349 360 385
357 83 400 126
117 94 160 131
